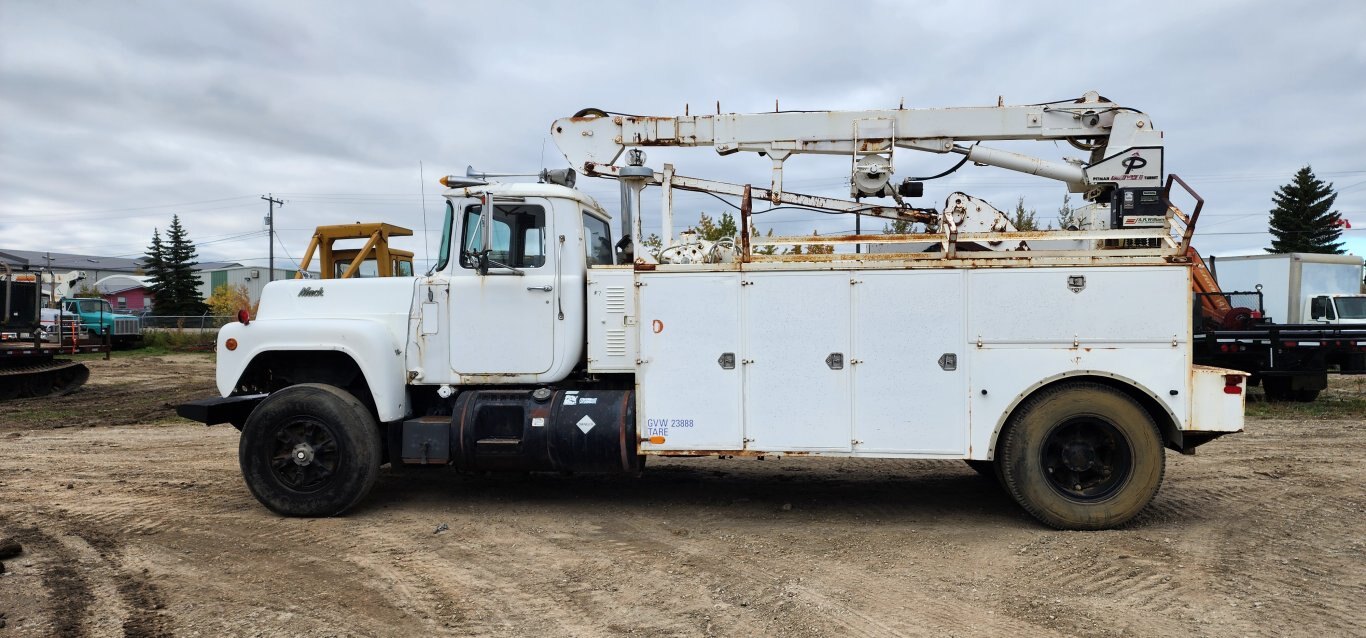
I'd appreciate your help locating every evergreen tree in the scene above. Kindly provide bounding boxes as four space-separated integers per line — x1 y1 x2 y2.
164 215 207 314
753 228 779 256
1267 166 1344 254
1056 193 1080 231
688 211 738 241
145 216 206 315
144 228 172 315
882 218 916 234
1010 197 1040 231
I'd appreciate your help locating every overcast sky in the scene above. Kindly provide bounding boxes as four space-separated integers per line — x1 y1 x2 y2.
2 0 1364 271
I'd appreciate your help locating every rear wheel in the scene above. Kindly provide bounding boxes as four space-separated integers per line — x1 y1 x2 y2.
1292 388 1320 402
998 383 1164 530
238 384 382 517
1262 377 1292 402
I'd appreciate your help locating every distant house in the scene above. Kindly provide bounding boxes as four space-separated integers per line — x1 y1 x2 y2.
92 275 153 312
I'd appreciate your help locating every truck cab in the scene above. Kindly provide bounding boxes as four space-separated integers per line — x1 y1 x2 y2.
58 297 142 346
1307 294 1366 325
213 183 606 417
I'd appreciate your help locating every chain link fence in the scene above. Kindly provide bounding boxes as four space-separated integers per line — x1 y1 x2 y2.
139 315 235 330
138 315 233 351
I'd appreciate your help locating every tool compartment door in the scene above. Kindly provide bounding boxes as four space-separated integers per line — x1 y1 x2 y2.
852 270 968 454
742 272 852 451
637 273 743 450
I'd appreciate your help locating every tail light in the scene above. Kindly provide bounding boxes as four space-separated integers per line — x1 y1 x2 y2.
1223 374 1243 395
237 309 251 325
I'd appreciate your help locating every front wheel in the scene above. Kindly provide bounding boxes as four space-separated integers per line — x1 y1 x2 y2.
238 384 382 516
998 383 1164 530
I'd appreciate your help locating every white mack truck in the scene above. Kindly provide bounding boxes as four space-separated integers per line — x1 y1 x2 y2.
179 92 1247 529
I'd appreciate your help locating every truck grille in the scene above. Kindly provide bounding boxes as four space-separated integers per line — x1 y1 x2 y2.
113 317 140 336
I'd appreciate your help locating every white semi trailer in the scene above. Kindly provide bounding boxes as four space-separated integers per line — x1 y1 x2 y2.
179 93 1247 529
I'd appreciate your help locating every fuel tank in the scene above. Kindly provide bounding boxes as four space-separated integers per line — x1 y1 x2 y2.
399 388 640 473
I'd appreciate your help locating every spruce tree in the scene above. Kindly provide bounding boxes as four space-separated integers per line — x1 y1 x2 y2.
144 228 172 315
1011 197 1040 231
1267 166 1344 254
164 214 207 314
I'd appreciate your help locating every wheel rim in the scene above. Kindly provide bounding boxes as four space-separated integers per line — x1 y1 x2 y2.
269 416 340 492
1040 416 1132 501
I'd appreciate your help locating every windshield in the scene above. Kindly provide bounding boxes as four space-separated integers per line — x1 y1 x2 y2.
1336 296 1366 319
75 299 110 314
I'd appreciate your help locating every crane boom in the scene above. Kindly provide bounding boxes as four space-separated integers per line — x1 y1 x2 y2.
552 91 1164 201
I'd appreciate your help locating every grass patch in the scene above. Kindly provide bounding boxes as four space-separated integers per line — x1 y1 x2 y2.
141 329 217 352
1246 391 1366 419
66 331 217 360
9 404 86 421
1243 374 1365 419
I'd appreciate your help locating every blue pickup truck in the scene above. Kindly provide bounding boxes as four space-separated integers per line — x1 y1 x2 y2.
48 298 142 346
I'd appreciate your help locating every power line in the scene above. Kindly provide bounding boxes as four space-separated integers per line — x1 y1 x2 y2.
274 233 301 273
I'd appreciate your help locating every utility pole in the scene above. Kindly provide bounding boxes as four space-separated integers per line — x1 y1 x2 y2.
44 253 53 306
261 194 284 281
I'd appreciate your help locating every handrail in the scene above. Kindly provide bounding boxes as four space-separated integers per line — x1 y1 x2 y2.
1166 173 1204 255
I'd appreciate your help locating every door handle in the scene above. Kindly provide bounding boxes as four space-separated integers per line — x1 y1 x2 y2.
528 285 553 292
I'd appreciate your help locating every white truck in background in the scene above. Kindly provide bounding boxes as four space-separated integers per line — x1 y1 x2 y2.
1211 253 1366 325
179 92 1248 530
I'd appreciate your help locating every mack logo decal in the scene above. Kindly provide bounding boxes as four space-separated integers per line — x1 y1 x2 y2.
298 287 324 297
1120 154 1148 175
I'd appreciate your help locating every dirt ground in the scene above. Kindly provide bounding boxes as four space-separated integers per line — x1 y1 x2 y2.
0 355 1362 637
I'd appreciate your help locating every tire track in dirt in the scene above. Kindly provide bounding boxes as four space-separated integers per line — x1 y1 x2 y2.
10 525 95 638
585 515 1039 638
6 519 171 637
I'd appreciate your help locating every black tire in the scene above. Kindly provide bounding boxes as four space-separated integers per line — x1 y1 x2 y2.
1262 377 1292 402
238 383 382 517
1292 388 1320 403
998 383 1164 530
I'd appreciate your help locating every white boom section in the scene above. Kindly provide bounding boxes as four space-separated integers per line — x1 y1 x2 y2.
552 91 1165 200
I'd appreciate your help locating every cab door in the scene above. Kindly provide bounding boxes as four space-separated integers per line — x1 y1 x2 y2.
449 199 557 374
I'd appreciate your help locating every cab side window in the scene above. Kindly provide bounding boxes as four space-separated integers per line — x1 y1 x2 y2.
583 213 614 266
460 204 547 269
